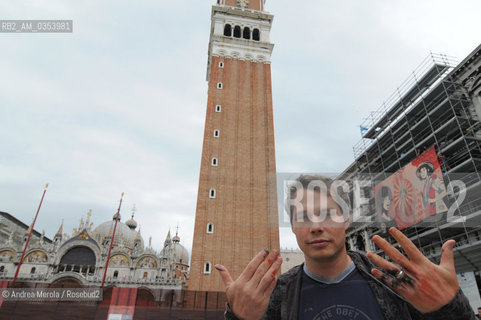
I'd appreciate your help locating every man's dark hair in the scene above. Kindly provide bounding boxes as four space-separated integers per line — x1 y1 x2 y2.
286 174 351 224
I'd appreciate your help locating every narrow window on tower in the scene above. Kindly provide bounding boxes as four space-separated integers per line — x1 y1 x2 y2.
217 82 223 89
243 27 250 40
113 270 119 278
233 26 241 38
209 188 216 198
215 105 222 112
213 130 220 138
219 61 224 68
253 28 260 41
206 222 214 234
204 262 211 274
223 24 232 37
211 157 218 166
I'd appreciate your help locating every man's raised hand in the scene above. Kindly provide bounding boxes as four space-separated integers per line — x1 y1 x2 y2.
215 249 283 320
367 227 459 313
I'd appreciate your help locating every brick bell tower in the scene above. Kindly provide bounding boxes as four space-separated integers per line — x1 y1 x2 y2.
188 0 279 292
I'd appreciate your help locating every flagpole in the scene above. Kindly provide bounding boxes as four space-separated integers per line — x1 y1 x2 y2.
101 192 124 288
12 184 49 285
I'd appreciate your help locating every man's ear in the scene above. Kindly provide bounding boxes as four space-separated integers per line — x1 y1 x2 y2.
343 216 350 231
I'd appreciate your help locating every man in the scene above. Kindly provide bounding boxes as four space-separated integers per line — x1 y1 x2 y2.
216 175 474 319
476 307 481 319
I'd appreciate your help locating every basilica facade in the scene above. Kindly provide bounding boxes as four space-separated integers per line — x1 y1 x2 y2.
0 210 189 290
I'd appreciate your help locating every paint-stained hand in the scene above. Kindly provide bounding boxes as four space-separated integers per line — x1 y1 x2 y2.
216 249 282 320
367 227 459 314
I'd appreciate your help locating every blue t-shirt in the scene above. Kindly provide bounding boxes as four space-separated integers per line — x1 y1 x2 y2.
299 262 385 320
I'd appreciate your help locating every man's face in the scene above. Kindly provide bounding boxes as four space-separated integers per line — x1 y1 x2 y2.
478 308 481 316
291 188 349 263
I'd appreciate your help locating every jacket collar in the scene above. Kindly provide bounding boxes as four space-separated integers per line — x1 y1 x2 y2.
279 251 408 320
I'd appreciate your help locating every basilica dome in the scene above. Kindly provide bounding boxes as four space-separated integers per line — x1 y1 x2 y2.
172 242 189 265
125 217 137 229
160 232 189 265
93 215 143 249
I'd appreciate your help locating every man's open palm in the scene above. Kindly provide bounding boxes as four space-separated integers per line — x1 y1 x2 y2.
216 250 282 320
367 227 459 313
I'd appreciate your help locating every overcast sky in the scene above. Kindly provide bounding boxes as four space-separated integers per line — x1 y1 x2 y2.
0 0 480 258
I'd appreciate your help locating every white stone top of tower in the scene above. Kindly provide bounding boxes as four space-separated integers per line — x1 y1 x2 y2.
206 4 274 80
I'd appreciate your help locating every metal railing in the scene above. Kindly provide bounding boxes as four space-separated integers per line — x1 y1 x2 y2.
353 53 458 159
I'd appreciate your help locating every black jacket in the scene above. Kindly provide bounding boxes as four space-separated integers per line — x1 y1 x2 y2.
225 251 475 320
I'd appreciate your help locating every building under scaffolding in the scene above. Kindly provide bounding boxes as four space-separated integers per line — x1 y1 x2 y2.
339 44 481 286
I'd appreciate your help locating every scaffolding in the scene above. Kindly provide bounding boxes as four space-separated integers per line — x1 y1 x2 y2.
347 52 481 187
353 53 458 159
340 48 481 273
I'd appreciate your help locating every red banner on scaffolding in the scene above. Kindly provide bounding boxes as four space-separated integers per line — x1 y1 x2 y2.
374 146 448 230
